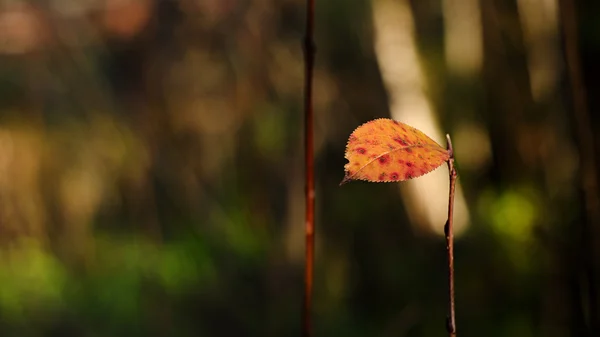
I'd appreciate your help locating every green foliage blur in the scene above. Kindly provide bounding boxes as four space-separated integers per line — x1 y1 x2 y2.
0 0 599 336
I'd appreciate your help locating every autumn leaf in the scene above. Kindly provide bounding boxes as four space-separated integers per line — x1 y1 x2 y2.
341 118 450 185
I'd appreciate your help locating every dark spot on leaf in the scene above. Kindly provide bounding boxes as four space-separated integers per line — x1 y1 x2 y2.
406 162 413 167
356 147 367 154
418 154 424 159
390 172 399 180
378 155 390 165
398 159 404 164
379 173 387 180
405 171 414 180
405 148 413 153
388 144 397 150
393 137 408 146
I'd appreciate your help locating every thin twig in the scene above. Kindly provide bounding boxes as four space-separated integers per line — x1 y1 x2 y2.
302 0 316 336
558 0 600 334
445 134 457 337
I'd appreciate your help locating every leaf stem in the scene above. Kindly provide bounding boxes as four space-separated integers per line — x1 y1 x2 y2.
445 134 457 336
303 0 316 336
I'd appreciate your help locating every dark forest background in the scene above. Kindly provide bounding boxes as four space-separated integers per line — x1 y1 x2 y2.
0 0 599 336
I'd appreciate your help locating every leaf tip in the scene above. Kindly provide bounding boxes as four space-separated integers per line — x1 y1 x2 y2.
339 175 351 186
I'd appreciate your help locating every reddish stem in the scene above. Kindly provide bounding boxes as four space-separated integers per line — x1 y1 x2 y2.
445 134 457 337
303 0 316 336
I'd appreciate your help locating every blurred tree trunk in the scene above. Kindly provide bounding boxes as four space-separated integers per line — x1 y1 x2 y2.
481 0 534 183
559 0 600 334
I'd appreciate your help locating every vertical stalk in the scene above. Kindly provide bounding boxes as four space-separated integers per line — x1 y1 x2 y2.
302 0 316 336
445 134 457 337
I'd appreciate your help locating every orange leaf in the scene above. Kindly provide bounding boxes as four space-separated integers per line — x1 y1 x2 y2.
341 119 449 184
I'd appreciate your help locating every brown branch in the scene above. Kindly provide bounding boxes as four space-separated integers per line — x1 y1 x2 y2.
302 0 316 336
445 134 457 337
558 0 600 335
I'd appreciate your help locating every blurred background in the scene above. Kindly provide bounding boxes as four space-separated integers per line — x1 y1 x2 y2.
0 0 599 336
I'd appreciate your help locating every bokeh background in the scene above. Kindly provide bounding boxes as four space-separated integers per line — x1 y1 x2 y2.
0 0 599 336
